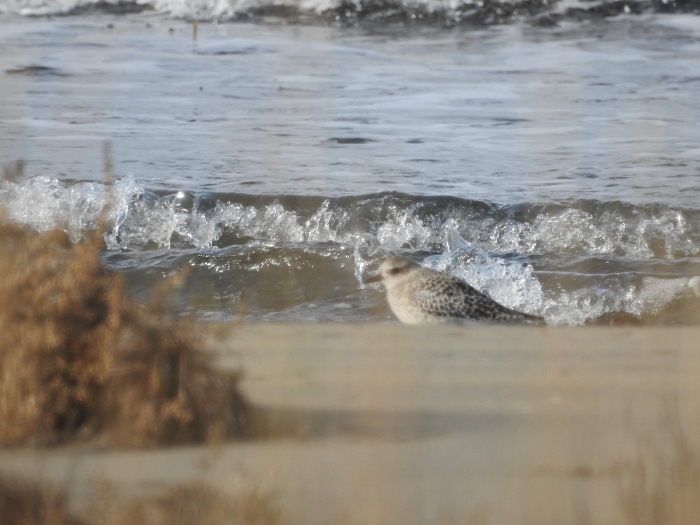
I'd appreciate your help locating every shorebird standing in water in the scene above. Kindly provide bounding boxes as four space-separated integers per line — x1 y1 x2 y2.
363 256 544 325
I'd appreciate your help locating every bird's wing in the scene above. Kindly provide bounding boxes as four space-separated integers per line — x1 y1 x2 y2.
412 274 542 322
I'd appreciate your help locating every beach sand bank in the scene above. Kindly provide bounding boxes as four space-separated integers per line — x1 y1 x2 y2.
2 323 700 524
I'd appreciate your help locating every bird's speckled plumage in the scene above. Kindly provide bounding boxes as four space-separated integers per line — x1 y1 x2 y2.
364 256 543 325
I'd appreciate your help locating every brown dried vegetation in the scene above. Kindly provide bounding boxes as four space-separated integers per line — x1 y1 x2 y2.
89 481 280 525
0 476 84 525
0 217 249 447
619 406 700 525
0 476 280 525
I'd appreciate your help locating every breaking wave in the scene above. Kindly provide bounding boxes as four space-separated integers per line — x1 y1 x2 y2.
3 174 700 325
3 174 700 258
4 0 700 26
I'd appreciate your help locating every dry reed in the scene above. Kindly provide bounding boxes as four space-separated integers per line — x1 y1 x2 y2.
0 475 280 525
0 475 84 525
89 482 280 525
0 216 249 447
619 404 700 525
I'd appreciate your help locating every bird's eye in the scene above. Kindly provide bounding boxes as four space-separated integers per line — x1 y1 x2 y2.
389 267 402 275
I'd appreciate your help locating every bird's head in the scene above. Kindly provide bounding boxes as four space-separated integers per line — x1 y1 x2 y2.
363 256 421 288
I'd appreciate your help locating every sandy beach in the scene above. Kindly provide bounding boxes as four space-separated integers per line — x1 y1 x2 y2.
2 323 699 524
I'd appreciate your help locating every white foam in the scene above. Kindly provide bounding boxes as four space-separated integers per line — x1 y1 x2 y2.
3 176 698 260
423 226 546 320
0 0 589 17
0 176 106 239
539 276 690 325
0 0 343 17
688 276 700 296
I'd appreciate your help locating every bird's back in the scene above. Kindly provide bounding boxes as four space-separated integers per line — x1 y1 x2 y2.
404 267 542 323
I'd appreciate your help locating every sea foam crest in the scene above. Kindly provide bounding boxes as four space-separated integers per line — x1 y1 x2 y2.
538 276 691 326
4 0 696 30
0 0 501 16
2 175 700 260
1 0 345 16
0 176 105 236
422 223 545 317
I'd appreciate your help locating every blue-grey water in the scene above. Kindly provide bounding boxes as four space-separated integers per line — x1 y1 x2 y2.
2 6 700 324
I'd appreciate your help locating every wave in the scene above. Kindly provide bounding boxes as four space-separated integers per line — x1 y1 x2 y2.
3 175 700 258
4 0 700 26
4 175 700 325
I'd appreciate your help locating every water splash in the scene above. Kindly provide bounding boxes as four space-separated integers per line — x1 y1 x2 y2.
539 276 692 326
0 176 105 239
423 225 545 319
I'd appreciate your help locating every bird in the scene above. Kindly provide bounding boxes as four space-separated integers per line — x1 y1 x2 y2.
363 256 544 325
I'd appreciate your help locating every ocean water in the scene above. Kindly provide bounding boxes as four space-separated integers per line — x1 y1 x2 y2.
2 1 700 325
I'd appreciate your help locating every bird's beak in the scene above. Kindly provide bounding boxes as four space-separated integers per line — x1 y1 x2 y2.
362 273 383 284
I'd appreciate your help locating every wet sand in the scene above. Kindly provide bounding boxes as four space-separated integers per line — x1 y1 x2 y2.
2 324 700 524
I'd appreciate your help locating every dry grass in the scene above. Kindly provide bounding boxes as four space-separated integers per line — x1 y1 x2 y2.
102 308 248 446
0 475 280 525
89 482 280 525
0 223 120 445
0 217 249 447
0 475 84 525
619 405 700 525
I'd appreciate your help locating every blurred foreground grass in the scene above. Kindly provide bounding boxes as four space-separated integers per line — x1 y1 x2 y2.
0 213 248 447
0 476 280 525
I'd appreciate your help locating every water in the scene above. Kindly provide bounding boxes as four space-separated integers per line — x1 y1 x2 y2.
2 4 700 325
